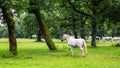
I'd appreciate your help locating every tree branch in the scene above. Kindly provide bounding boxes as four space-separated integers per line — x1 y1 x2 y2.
67 0 92 17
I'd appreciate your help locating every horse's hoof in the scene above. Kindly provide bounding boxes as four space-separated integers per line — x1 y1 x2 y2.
80 55 85 58
83 56 85 57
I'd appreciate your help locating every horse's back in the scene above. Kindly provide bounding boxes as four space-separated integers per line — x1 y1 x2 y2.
67 37 85 47
76 38 85 46
67 39 77 46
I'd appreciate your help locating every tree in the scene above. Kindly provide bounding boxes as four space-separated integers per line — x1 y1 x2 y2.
0 1 17 55
67 0 114 47
20 13 42 41
21 13 38 38
29 0 57 50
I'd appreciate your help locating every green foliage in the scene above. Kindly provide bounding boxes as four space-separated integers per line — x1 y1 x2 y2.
0 25 8 38
1 0 120 38
112 42 120 47
115 43 120 47
17 12 38 38
104 0 120 22
0 0 29 13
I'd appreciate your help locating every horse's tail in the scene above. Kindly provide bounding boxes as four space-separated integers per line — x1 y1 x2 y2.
83 39 87 54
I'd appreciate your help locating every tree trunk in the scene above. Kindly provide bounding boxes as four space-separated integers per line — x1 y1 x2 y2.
37 28 42 42
80 21 85 39
31 10 57 50
73 26 78 39
1 7 18 55
91 17 97 47
90 0 101 47
72 12 78 39
73 23 78 39
29 0 57 50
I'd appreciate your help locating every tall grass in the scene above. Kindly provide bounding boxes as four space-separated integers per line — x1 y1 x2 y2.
0 38 120 68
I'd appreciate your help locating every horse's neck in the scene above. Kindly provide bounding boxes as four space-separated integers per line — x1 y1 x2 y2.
66 37 75 41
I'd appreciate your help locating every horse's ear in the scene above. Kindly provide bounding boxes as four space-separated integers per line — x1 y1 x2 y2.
62 33 66 35
63 34 67 35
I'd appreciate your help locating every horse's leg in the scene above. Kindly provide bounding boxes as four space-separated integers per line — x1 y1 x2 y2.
67 46 71 55
68 46 74 56
80 47 85 57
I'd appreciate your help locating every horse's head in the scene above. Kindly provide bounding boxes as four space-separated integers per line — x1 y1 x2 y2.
61 34 69 42
61 34 66 42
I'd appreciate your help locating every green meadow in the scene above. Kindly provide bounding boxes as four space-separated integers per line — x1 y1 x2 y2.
0 38 120 68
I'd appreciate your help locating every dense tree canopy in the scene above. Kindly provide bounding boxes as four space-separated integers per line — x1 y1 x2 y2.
0 0 120 50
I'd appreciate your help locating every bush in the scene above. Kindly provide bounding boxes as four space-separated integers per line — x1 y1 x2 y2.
115 43 120 47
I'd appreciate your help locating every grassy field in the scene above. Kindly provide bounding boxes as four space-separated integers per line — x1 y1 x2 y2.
0 38 120 68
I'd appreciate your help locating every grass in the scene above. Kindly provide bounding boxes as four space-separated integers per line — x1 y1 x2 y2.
0 38 120 68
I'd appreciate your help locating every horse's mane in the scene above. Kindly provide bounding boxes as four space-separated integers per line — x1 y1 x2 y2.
65 34 74 39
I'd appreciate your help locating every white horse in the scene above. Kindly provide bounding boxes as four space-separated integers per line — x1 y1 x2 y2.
62 34 87 57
